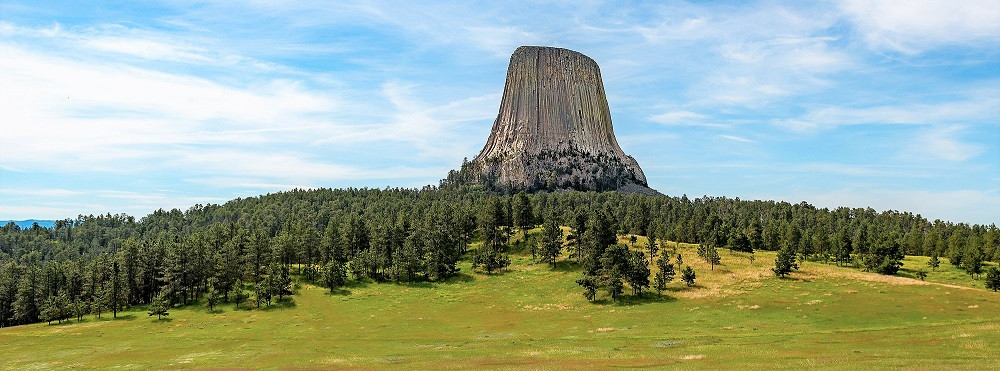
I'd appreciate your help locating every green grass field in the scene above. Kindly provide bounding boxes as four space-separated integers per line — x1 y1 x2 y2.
3 236 998 369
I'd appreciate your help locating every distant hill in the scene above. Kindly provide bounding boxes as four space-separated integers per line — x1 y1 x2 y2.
0 219 56 229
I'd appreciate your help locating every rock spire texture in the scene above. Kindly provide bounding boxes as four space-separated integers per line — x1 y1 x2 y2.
448 46 653 194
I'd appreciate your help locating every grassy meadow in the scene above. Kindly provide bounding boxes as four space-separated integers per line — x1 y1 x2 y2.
2 233 998 369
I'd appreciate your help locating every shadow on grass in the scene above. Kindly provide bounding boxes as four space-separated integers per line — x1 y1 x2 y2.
775 275 809 282
896 267 931 281
395 281 436 289
150 317 173 323
662 284 702 292
590 293 679 306
318 271 478 295
551 260 582 272
345 278 374 289
470 267 515 277
441 272 476 284
507 240 533 255
258 298 297 311
616 293 679 305
324 287 353 296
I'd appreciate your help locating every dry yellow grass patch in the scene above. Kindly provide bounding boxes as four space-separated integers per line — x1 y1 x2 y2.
522 304 573 311
662 244 773 299
805 262 979 291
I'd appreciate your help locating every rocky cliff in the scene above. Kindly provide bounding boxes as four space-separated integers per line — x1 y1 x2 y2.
445 46 654 194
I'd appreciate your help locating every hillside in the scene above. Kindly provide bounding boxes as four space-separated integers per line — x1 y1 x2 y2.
2 237 997 369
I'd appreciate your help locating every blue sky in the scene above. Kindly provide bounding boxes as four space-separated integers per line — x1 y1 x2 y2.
0 0 998 224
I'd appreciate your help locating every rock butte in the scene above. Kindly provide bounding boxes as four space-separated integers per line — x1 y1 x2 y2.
457 46 654 194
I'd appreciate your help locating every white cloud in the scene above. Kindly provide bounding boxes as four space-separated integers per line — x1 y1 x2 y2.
182 177 316 191
0 188 82 197
840 0 1000 54
311 81 497 162
904 126 984 162
463 26 544 57
0 38 340 173
718 135 756 143
81 34 213 63
772 92 1000 132
2 2 997 224
0 189 227 220
696 37 851 107
648 110 713 126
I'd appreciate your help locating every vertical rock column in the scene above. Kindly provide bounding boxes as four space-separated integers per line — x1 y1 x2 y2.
472 46 648 192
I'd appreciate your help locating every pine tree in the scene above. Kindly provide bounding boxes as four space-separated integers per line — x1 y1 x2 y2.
537 218 563 268
71 298 88 322
647 239 659 264
254 277 271 308
230 279 246 310
604 274 624 301
703 244 721 270
91 286 107 319
576 274 598 302
985 266 1000 292
248 231 271 284
512 191 534 232
962 245 984 278
473 243 510 274
580 211 616 273
681 266 696 286
0 262 17 327
109 260 128 318
598 244 630 301
626 251 650 297
322 259 347 294
13 266 40 324
205 277 221 312
268 263 293 301
40 296 58 325
653 255 675 295
927 255 940 271
55 292 71 324
148 290 170 320
773 246 798 278
390 235 422 282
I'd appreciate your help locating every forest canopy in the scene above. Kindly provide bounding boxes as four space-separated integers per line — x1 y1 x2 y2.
1 187 997 327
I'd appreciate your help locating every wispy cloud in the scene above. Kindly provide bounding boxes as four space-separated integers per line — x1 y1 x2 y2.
718 135 756 143
0 188 82 197
0 1 996 224
648 110 728 127
771 89 1000 132
840 0 1000 54
0 43 339 171
0 188 227 219
903 126 985 162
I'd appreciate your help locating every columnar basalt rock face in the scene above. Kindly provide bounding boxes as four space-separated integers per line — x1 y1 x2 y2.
459 46 652 193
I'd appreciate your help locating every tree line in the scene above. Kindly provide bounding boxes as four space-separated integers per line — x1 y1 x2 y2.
1 187 997 327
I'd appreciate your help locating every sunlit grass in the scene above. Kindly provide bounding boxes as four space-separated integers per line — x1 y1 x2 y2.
2 234 998 369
